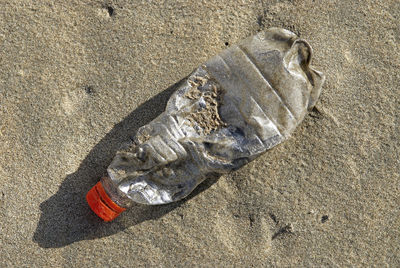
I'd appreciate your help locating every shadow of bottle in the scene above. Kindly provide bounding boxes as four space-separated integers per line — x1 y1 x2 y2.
33 77 219 248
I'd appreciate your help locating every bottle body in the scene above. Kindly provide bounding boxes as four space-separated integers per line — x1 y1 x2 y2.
87 28 325 221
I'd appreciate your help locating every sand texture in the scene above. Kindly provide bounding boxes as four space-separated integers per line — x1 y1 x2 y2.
1 0 399 267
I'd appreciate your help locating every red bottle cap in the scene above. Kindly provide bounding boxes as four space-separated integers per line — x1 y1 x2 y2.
86 181 126 222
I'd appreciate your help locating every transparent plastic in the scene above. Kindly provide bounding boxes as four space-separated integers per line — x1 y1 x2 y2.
101 28 325 207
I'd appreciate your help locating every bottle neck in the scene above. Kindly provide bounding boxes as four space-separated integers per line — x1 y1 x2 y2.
101 176 134 208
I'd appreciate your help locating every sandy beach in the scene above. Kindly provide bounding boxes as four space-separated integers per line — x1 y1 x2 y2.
1 0 399 266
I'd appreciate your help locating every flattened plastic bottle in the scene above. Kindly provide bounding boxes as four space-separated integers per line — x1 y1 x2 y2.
86 28 325 221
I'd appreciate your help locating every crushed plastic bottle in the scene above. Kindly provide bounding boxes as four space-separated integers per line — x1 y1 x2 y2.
86 28 325 221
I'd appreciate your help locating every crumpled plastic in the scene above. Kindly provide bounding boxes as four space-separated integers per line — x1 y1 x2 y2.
106 28 325 205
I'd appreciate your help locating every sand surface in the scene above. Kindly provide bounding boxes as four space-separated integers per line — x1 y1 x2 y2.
1 0 399 266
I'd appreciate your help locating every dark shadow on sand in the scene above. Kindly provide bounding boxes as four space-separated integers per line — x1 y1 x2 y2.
33 78 219 248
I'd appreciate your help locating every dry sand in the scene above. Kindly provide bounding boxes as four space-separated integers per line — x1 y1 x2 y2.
1 0 399 267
